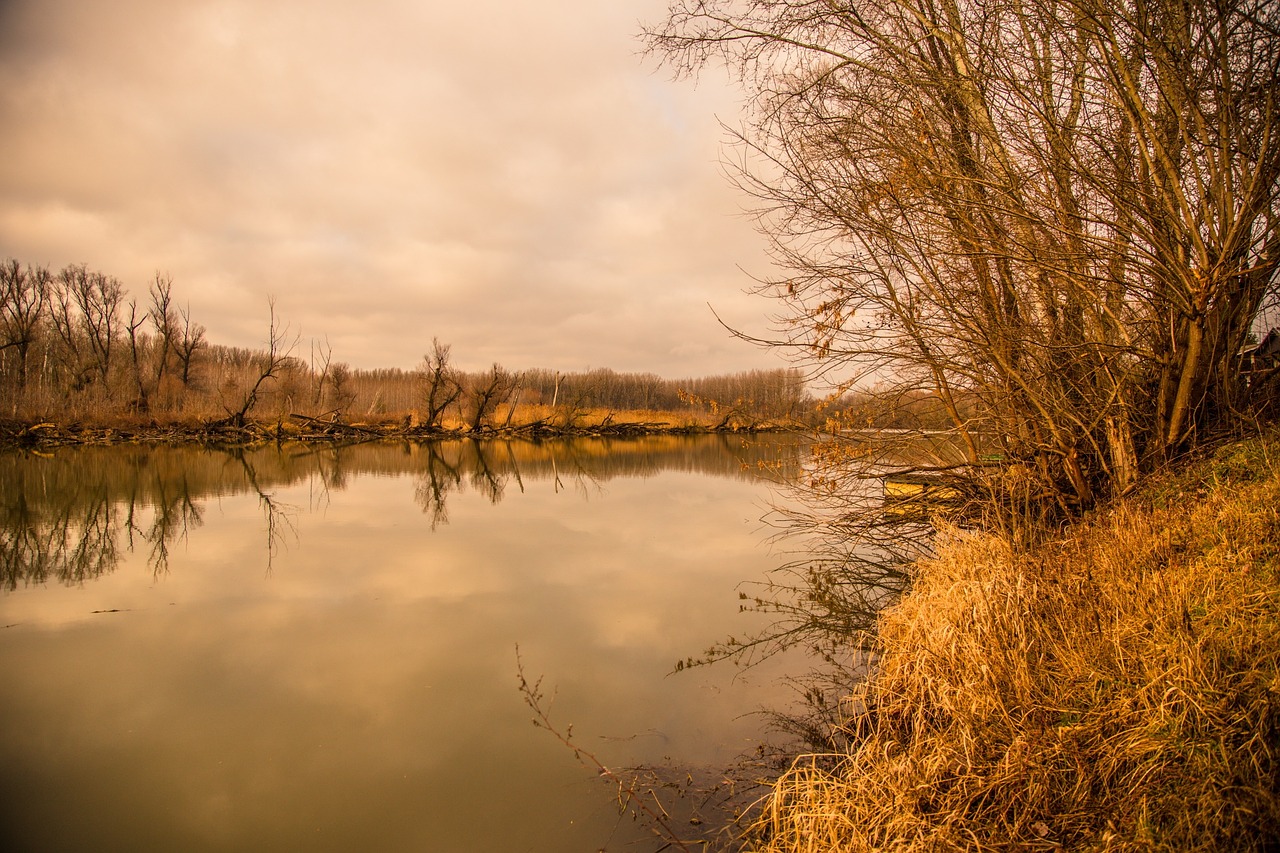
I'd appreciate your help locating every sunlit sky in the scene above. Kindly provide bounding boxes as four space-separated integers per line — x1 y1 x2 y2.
0 0 783 376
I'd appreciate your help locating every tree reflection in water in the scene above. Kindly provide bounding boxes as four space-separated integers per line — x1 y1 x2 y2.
413 441 462 530
122 473 203 577
0 483 119 588
0 434 802 585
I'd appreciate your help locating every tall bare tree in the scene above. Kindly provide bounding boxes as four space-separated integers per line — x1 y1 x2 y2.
148 273 177 385
310 337 335 410
48 274 85 389
420 337 462 428
0 259 50 391
174 302 206 388
649 0 1280 520
125 299 150 412
225 298 297 426
55 263 124 389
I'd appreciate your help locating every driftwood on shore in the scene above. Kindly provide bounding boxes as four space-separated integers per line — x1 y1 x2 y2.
0 415 775 449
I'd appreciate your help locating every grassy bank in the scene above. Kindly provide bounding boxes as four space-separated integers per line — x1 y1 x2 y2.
747 434 1280 852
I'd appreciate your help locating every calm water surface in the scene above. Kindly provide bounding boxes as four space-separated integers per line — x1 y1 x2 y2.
0 434 805 852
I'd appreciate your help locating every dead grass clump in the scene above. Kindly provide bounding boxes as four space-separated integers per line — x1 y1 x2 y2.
746 435 1280 852
493 404 721 431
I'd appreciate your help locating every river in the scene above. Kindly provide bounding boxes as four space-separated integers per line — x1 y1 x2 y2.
0 434 807 852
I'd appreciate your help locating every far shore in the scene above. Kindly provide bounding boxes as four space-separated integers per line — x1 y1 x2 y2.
0 413 791 449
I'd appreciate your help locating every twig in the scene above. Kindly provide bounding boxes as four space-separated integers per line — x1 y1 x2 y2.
515 647 698 853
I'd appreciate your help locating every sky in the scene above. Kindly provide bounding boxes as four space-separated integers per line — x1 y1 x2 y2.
0 0 784 377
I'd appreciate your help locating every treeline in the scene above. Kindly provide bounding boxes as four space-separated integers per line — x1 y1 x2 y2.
0 258 807 430
287 349 808 429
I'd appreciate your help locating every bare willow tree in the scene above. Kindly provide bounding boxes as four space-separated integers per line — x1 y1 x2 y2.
465 361 514 432
649 0 1280 521
464 362 517 432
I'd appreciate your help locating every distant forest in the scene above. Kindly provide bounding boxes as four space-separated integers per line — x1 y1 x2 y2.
0 258 811 429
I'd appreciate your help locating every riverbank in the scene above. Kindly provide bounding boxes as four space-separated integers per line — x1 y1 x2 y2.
0 411 787 448
746 433 1280 851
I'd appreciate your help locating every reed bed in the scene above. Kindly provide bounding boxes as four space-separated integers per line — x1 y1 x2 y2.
746 436 1280 852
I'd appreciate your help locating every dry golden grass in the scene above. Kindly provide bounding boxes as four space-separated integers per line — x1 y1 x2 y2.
493 404 723 430
746 435 1280 852
405 404 723 433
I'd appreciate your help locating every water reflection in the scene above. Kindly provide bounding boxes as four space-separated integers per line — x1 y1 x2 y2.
0 481 120 587
0 434 798 587
0 433 805 852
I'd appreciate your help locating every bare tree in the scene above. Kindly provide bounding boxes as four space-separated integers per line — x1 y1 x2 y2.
649 0 1280 522
225 298 297 426
125 299 150 412
174 302 206 388
57 263 123 388
0 259 50 391
502 371 526 427
327 361 357 416
420 337 462 428
148 273 177 385
464 362 515 432
310 337 334 410
48 272 88 390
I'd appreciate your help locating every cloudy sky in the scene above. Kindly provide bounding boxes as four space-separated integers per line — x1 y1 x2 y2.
0 0 783 377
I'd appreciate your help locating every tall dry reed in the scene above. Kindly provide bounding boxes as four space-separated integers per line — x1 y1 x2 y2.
746 436 1280 852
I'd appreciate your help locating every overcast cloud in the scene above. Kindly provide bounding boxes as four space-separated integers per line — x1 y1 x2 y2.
0 0 781 376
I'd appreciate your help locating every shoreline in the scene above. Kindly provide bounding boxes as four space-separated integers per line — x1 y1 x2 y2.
0 415 788 449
